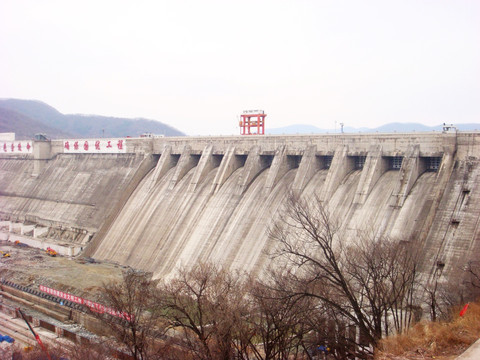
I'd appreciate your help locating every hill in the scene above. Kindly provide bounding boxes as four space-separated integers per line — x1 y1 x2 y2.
0 99 185 139
0 107 73 140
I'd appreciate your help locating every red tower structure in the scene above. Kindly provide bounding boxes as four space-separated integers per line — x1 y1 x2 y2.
239 110 266 135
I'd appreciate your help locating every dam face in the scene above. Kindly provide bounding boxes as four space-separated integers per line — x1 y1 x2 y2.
1 133 479 280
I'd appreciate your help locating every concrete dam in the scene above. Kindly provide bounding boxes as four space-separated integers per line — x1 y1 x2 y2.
1 132 479 281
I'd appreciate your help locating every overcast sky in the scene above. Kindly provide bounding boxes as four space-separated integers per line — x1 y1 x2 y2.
1 1 479 135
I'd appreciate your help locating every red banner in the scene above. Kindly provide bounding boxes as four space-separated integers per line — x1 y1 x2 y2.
39 285 133 321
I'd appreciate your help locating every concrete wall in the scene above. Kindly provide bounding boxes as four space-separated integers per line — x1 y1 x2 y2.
1 132 479 284
0 149 151 245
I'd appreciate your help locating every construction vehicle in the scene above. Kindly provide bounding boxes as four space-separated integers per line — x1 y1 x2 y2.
14 240 29 247
0 251 10 258
46 247 57 257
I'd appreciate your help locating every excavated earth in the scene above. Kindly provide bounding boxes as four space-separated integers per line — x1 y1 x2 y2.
0 240 125 299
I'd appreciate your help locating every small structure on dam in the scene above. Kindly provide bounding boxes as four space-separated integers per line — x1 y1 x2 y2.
1 131 479 285
239 110 266 135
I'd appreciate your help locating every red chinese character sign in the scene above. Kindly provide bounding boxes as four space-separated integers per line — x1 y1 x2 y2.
0 141 33 154
63 138 127 153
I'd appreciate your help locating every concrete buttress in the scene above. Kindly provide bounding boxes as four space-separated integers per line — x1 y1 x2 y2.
390 145 423 208
210 146 242 194
188 145 219 193
236 146 269 195
353 145 386 205
292 145 320 194
320 145 353 202
169 145 198 190
264 145 290 194
150 145 176 189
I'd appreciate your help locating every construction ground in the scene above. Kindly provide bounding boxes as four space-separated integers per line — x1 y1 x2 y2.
0 239 128 357
0 240 125 296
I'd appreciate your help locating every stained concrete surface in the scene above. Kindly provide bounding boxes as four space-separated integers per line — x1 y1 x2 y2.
1 133 479 284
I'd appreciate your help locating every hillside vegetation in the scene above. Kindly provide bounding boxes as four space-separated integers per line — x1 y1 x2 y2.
0 107 73 139
377 303 480 359
0 98 185 139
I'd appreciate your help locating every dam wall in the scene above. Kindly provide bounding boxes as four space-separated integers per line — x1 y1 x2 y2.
1 132 479 281
0 137 155 249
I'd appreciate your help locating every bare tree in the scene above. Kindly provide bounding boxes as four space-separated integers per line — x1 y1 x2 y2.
344 234 418 335
241 278 316 360
268 192 419 355
94 269 167 360
157 263 246 360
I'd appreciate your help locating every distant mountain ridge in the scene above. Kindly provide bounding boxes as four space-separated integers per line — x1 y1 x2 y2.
267 122 480 135
0 107 72 139
0 98 185 139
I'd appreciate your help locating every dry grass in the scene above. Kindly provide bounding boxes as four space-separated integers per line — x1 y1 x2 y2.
376 302 480 360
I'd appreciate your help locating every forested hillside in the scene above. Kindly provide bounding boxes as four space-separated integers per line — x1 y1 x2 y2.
0 107 73 139
0 99 185 139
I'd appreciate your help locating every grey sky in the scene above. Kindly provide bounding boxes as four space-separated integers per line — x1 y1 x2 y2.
1 0 479 135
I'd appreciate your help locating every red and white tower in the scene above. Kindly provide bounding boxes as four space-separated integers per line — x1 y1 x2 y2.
239 110 266 135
